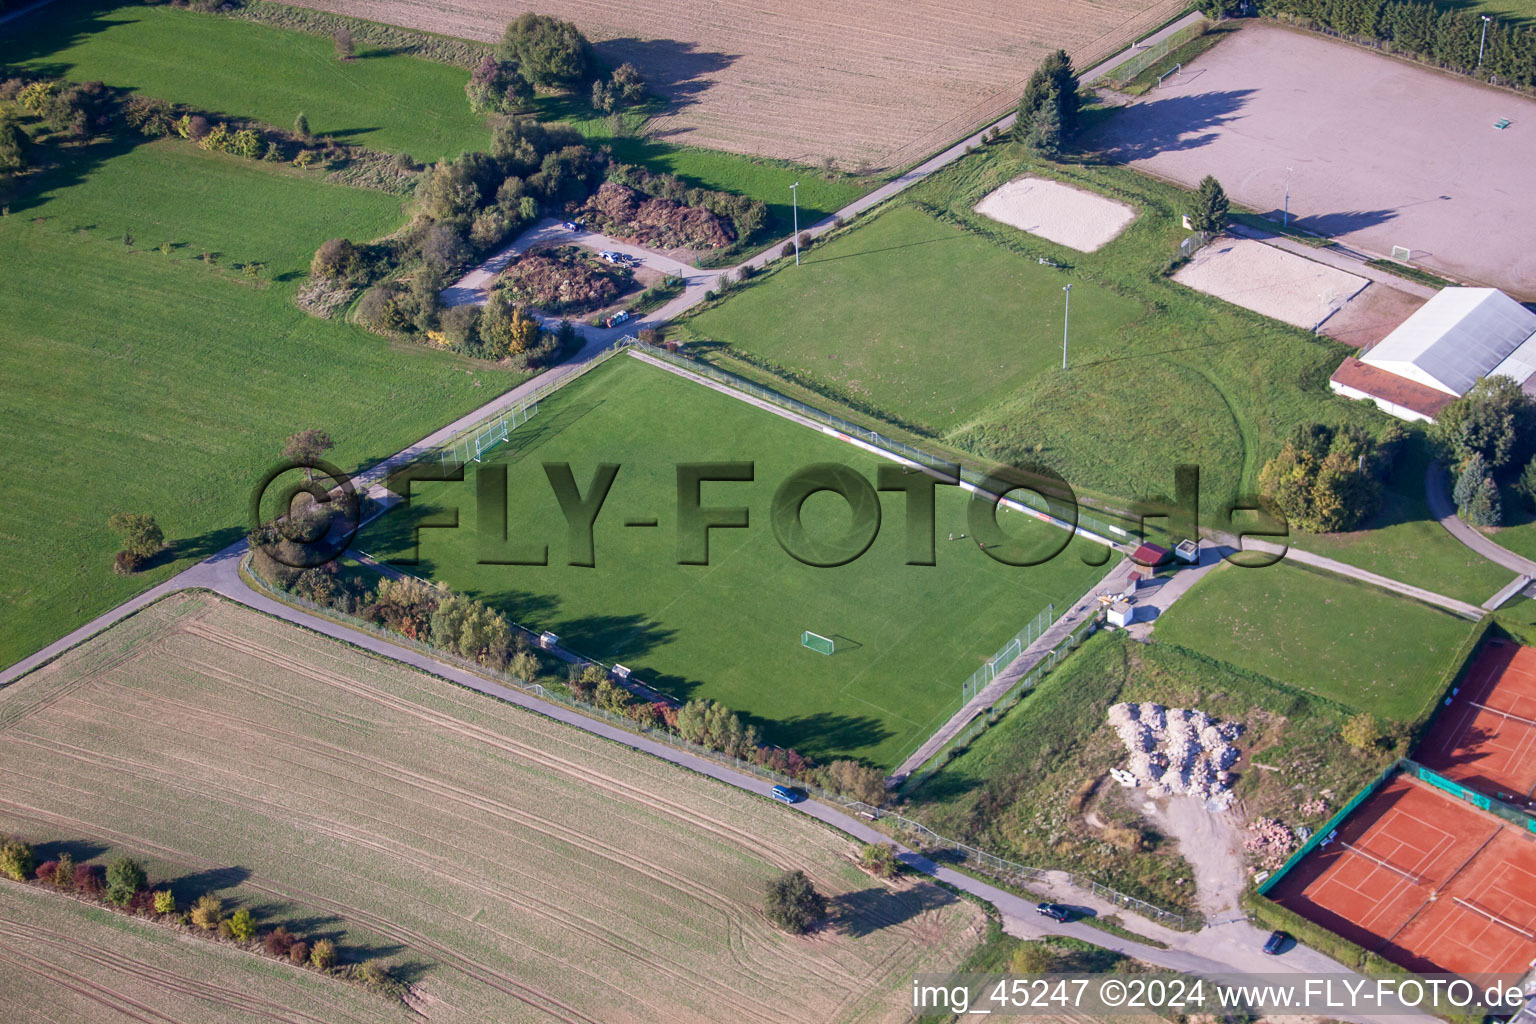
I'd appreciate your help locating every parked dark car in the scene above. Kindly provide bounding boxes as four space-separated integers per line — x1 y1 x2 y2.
770 785 805 804
1263 930 1289 955
1036 903 1072 922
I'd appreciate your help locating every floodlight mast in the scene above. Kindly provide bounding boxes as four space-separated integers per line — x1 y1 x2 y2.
1284 166 1294 227
1480 15 1492 65
1062 283 1072 370
791 181 800 266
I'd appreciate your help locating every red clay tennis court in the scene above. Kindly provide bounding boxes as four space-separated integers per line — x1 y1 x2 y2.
1267 774 1536 975
1418 639 1536 805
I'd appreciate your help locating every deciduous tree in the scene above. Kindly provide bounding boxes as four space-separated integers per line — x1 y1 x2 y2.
763 869 827 934
499 13 589 87
104 856 147 907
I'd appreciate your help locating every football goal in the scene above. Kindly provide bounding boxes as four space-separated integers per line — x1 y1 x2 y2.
801 631 836 656
1391 245 1413 262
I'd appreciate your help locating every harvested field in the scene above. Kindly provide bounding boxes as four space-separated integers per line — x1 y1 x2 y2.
974 176 1136 252
289 0 1189 169
1172 237 1366 330
1319 282 1427 349
0 881 407 1024
0 593 983 1023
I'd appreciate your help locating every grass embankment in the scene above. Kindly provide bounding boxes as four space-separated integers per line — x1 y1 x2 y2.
0 131 512 666
900 630 1396 917
358 356 1109 768
1155 561 1477 720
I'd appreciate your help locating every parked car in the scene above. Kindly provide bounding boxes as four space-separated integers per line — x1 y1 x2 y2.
770 785 805 804
1262 930 1289 955
1036 903 1071 922
562 220 583 231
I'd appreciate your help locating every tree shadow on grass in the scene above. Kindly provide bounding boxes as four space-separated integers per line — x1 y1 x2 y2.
803 232 965 266
829 881 959 938
763 711 891 763
32 839 109 865
167 865 252 907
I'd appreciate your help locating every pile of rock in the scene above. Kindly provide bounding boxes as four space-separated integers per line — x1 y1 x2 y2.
1107 702 1243 805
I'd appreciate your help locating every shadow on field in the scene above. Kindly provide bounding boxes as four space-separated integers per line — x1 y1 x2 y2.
556 612 678 665
1291 207 1399 237
830 881 959 938
168 864 253 906
804 232 966 265
1087 89 1256 163
32 838 109 864
766 711 890 761
595 37 737 117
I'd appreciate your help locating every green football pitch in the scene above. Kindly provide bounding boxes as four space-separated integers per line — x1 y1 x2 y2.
360 357 1112 767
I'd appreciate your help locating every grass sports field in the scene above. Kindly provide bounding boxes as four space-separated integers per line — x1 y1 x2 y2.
1155 561 1476 721
0 593 983 1023
360 355 1110 767
686 206 1144 431
0 132 510 668
4 0 490 162
683 141 1386 518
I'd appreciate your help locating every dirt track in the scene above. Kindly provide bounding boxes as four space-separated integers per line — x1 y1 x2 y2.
297 0 1187 169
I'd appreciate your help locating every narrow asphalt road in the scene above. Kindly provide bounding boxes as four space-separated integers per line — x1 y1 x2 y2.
1426 459 1536 579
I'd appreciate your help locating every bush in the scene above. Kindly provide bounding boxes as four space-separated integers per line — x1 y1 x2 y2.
1342 712 1381 752
104 857 148 907
354 958 390 987
0 839 36 882
310 238 366 284
228 907 256 941
499 13 589 87
113 549 143 576
0 117 31 175
1517 455 1536 511
107 512 165 560
310 938 337 970
74 863 104 896
857 842 900 878
466 54 531 114
817 760 888 806
264 926 295 957
289 939 311 965
763 869 827 934
1453 453 1503 526
153 889 175 915
52 852 74 891
497 250 626 314
191 893 224 930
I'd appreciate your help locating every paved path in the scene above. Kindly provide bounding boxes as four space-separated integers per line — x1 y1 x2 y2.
1427 459 1536 583
1241 537 1485 619
1227 222 1441 300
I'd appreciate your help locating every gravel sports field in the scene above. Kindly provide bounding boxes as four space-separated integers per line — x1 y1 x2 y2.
1173 236 1367 329
0 593 982 1024
292 0 1188 170
974 176 1136 252
1090 22 1536 297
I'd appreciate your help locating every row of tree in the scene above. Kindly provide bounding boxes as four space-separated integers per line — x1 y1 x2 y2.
463 14 647 117
1259 0 1536 89
249 548 893 807
0 835 393 989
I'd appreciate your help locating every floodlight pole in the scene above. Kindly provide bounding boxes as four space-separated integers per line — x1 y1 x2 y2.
1283 166 1294 227
1062 284 1072 370
791 181 800 266
1479 15 1492 65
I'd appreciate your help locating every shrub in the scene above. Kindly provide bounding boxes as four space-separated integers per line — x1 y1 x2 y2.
228 907 256 941
499 13 589 87
108 512 165 560
218 918 235 939
572 181 734 250
1342 712 1381 752
817 760 888 806
857 842 901 878
1453 452 1503 526
289 939 311 965
1517 455 1536 511
104 857 148 907
153 889 175 915
763 869 827 934
496 250 625 314
0 117 28 176
466 54 531 113
73 863 103 896
310 938 337 970
294 112 310 138
333 25 354 59
53 852 75 891
354 958 390 987
264 926 295 957
0 839 35 882
191 893 224 930
310 238 366 284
